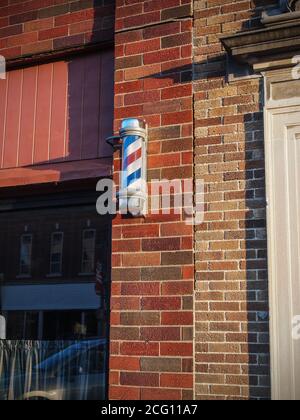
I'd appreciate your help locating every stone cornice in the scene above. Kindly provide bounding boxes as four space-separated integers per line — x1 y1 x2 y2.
221 12 300 67
221 0 300 66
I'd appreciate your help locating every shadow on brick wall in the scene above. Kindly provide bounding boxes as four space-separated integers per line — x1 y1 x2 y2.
141 16 271 400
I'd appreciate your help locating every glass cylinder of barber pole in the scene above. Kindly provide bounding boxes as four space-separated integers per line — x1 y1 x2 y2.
118 118 148 216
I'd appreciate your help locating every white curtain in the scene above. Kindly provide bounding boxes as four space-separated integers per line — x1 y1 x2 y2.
0 340 106 400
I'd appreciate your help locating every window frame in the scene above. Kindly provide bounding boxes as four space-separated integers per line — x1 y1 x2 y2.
48 231 64 277
18 233 33 278
80 229 96 275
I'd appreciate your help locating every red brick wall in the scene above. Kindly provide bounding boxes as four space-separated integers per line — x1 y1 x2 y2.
0 0 114 60
110 0 194 400
193 0 275 400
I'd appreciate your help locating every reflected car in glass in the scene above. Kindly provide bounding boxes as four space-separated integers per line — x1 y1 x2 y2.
0 339 107 401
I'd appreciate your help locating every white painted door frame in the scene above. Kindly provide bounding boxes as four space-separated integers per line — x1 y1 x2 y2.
265 103 300 400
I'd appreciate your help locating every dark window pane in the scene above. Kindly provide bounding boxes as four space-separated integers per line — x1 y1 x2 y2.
51 253 61 263
6 311 39 340
49 232 63 275
42 311 99 341
81 230 96 274
19 235 32 276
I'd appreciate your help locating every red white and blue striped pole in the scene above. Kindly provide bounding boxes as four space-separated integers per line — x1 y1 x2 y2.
123 134 143 191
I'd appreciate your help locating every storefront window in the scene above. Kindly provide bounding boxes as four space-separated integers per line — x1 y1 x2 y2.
0 199 110 400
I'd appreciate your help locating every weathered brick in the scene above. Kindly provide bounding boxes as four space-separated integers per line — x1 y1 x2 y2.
162 311 193 325
38 4 70 20
144 47 180 65
0 24 22 39
53 34 85 50
141 388 181 400
110 356 141 371
161 342 193 357
148 126 181 140
120 372 159 387
38 26 68 41
161 84 192 100
0 17 8 28
141 266 181 281
126 38 161 55
10 11 38 25
7 31 38 47
161 5 192 20
121 253 161 267
161 251 193 266
125 9 161 27
120 222 156 236
120 312 160 326
111 268 141 282
143 21 180 39
115 55 142 70
141 296 181 310
120 342 159 356
141 357 181 372
24 17 54 32
112 239 141 253
144 0 180 13
110 386 140 400
162 32 192 49
140 327 181 342
121 282 160 296
162 281 193 296
142 237 181 252
110 327 140 341
162 110 192 125
160 373 193 389
111 297 140 311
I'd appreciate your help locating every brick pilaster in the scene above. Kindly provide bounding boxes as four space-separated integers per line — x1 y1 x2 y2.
193 0 272 400
110 0 194 401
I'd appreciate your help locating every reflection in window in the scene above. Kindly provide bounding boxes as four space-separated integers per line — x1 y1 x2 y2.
81 230 96 274
50 232 64 275
5 310 100 341
19 234 32 276
43 310 100 340
0 336 106 400
6 311 39 340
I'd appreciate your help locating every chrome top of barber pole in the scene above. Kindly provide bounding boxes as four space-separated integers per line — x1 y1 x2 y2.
120 118 147 136
122 122 144 191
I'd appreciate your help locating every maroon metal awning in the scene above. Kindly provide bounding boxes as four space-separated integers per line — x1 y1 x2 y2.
0 50 114 188
0 158 112 188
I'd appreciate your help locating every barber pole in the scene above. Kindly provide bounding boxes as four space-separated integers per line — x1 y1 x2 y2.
119 118 148 216
123 135 143 191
